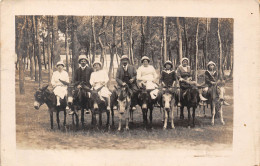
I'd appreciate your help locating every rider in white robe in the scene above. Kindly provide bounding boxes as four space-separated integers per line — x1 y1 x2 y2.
90 61 112 110
137 56 159 99
51 61 69 106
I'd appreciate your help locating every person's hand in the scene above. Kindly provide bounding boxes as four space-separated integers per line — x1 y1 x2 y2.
179 78 184 82
211 82 216 85
122 82 127 86
129 78 134 84
101 82 106 86
77 85 81 89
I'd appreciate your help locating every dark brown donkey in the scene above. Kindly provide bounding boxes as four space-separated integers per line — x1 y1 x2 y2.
67 82 91 129
34 85 67 130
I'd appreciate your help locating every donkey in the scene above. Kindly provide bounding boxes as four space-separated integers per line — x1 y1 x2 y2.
175 86 200 128
137 85 157 128
34 85 67 130
67 82 91 129
202 80 226 125
114 85 132 131
160 87 175 130
88 86 111 129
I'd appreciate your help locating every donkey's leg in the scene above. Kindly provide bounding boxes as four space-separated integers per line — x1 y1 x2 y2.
125 107 130 131
149 108 153 128
81 108 84 128
56 111 60 130
192 107 196 127
99 112 102 127
63 109 67 127
50 111 54 129
203 105 206 117
187 107 191 128
130 108 134 123
75 110 79 129
180 106 184 119
163 109 168 130
106 110 110 128
118 113 122 131
219 105 225 125
171 106 175 129
211 103 216 125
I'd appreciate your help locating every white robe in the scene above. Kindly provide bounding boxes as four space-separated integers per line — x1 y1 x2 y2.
51 70 69 99
137 65 159 99
90 69 111 98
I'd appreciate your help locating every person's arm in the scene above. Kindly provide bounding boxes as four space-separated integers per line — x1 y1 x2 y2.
115 67 123 86
152 66 158 82
89 72 94 86
131 66 137 81
136 66 142 81
51 72 56 87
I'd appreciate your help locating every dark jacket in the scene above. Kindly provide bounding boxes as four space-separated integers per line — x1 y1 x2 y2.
116 65 137 86
160 69 177 87
205 70 218 87
74 66 94 87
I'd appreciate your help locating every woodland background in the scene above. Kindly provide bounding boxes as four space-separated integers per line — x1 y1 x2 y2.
15 16 233 94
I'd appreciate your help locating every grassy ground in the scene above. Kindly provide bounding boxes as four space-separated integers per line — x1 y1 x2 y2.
16 70 233 150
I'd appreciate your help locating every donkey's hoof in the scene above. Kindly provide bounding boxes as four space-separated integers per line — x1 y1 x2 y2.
221 121 225 125
125 127 129 131
187 126 191 129
163 127 167 130
211 122 215 126
171 126 175 129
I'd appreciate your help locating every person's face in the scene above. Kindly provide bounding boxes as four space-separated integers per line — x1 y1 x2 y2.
122 59 128 66
182 60 188 67
143 60 149 67
166 64 171 70
94 63 101 71
80 59 87 67
209 64 215 70
57 65 64 72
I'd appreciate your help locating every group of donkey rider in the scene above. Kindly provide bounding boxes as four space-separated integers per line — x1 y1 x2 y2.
50 55 229 114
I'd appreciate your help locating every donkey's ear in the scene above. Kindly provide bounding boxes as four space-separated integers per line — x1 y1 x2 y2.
114 85 118 90
42 85 49 91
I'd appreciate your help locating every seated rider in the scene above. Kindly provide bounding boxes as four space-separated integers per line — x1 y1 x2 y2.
89 60 112 110
115 55 138 110
73 54 94 115
136 56 159 100
204 61 230 106
160 60 177 88
51 61 70 111
176 58 207 106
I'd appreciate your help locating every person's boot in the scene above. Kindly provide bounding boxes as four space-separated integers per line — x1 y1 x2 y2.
223 100 230 106
177 103 181 107
198 89 207 102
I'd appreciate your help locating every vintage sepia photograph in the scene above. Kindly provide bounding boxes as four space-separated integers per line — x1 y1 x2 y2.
15 16 234 150
1 1 259 165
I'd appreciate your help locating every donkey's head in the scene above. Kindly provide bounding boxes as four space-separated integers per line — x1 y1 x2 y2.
216 80 226 101
162 88 173 111
138 84 149 110
115 85 130 114
90 86 104 111
34 85 49 110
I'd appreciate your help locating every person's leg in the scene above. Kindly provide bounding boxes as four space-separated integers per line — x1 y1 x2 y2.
130 84 138 110
56 96 61 106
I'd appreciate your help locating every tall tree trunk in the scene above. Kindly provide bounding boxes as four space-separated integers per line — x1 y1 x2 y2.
47 16 52 83
183 18 189 59
71 16 80 79
33 16 39 82
195 18 199 82
217 18 223 80
27 16 34 80
140 17 145 58
129 17 134 65
162 16 167 64
108 17 117 80
208 18 219 63
176 17 183 66
36 16 42 87
204 18 209 68
121 16 124 56
17 16 27 94
42 34 47 70
53 16 60 66
65 17 69 73
91 16 96 63
145 17 150 57
98 16 106 67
